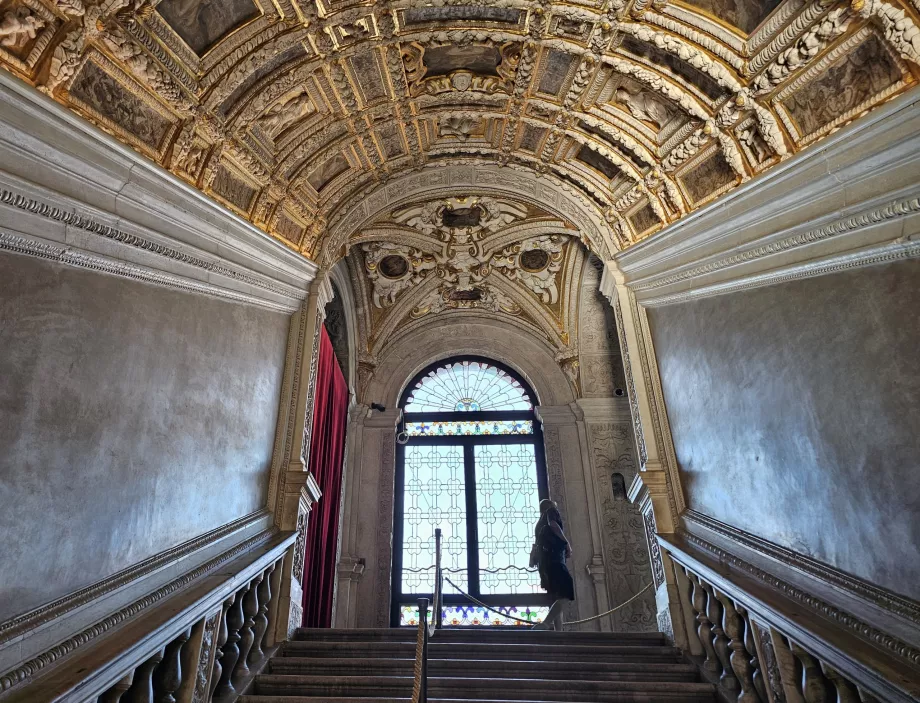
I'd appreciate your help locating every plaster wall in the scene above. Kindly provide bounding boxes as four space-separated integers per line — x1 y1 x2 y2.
0 253 290 622
647 259 920 600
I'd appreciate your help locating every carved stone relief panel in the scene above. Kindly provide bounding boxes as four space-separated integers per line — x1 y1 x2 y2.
589 422 656 632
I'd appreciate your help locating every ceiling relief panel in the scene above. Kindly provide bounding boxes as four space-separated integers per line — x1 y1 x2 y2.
0 0 917 259
351 194 582 356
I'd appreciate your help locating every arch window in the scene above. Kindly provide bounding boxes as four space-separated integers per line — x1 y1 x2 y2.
392 357 551 627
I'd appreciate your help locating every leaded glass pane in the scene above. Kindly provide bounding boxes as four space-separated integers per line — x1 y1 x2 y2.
399 603 549 627
406 420 533 437
404 360 533 412
401 445 468 592
474 444 542 595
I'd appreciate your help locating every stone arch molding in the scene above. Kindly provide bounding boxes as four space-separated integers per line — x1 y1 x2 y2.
325 162 613 266
364 314 577 410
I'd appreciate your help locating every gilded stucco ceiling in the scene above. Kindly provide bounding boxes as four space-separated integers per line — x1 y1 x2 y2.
0 0 917 268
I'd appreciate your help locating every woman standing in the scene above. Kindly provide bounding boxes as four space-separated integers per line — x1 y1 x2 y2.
532 499 575 630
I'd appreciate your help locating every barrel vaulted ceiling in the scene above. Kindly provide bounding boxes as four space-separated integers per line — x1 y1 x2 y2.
1 0 917 264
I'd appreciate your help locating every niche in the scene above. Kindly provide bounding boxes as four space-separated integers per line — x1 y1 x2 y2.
611 472 627 501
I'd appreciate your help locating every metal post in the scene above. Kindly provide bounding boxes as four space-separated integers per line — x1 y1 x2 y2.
434 528 443 630
417 597 429 703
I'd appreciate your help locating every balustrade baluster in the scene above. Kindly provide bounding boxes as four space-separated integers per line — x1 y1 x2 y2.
702 580 738 691
154 627 191 703
250 563 274 665
737 605 767 702
123 648 165 703
97 672 134 703
234 575 261 682
822 665 861 703
209 596 235 701
265 558 283 649
790 643 835 703
214 589 246 697
688 571 720 673
715 591 761 702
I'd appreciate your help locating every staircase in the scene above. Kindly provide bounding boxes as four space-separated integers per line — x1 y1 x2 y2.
240 627 716 702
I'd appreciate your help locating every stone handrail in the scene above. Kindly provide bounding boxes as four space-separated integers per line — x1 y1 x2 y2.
660 532 920 703
1 531 296 703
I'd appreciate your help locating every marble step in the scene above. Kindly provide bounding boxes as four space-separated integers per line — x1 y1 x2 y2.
269 657 700 682
293 628 667 646
251 675 716 701
281 641 684 664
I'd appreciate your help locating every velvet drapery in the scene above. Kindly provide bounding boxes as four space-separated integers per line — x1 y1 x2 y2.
301 324 349 628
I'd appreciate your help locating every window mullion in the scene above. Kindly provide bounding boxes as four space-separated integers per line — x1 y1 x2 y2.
463 441 481 598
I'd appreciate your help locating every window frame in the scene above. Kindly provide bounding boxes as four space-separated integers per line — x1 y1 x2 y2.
390 355 551 627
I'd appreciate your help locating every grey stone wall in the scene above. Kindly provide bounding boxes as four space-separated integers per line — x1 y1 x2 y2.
647 259 920 600
0 253 290 621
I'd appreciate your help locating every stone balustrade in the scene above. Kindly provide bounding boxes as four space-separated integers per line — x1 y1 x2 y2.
0 531 295 703
660 534 917 703
94 555 283 703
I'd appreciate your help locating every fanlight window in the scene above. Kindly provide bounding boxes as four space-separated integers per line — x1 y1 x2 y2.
392 357 550 627
404 360 533 413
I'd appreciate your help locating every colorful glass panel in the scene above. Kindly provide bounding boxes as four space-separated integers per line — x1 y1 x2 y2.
399 603 549 627
405 420 533 437
475 444 542 594
401 445 468 592
404 360 533 412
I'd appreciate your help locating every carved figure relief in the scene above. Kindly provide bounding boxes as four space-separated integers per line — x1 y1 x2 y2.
256 88 315 139
0 6 43 52
403 41 521 96
615 85 677 131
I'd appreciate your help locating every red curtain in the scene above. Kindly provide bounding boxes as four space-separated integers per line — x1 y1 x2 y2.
301 325 349 628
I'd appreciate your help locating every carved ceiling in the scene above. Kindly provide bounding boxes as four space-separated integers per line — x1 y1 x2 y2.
0 0 917 268
339 191 592 397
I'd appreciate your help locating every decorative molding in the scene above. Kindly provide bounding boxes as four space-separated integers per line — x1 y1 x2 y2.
0 231 299 314
374 432 397 628
0 510 270 647
643 508 665 590
640 235 920 307
191 609 219 703
0 528 286 694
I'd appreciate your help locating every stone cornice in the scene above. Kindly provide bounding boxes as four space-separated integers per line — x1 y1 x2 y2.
614 89 920 305
0 71 317 311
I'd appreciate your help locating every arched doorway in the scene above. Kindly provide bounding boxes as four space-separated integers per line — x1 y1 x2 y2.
391 356 551 626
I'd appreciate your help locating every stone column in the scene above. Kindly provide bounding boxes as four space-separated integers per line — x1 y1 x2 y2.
536 404 610 630
333 402 369 628
269 274 334 641
599 261 691 648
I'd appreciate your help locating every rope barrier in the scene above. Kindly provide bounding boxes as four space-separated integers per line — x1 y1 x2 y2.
442 576 654 628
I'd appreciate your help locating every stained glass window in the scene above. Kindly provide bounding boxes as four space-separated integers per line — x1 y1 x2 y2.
404 360 533 413
475 444 542 595
406 420 533 437
401 445 468 592
399 603 549 627
393 356 549 626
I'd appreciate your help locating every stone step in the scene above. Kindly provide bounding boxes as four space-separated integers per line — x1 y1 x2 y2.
293 628 667 646
281 641 684 663
251 675 716 702
269 657 700 682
